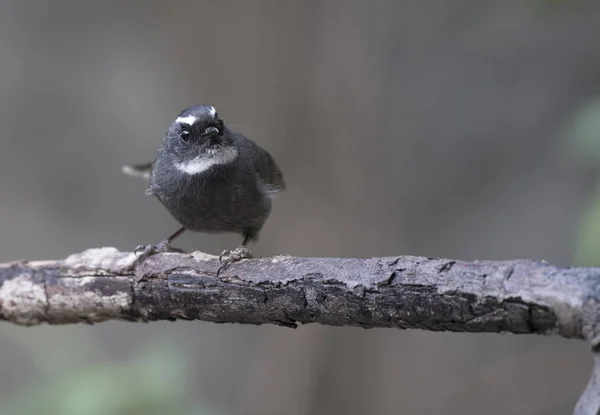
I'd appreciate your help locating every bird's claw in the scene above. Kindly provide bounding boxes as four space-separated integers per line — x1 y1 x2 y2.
132 239 186 268
134 244 149 254
218 249 230 263
217 246 253 276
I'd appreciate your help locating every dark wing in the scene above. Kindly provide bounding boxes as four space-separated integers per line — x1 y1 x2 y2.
250 142 285 199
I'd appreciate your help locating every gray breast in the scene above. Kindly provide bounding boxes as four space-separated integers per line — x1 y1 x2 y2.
150 161 272 234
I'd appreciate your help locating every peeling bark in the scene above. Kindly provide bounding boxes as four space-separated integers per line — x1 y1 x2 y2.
0 247 597 335
1 247 600 413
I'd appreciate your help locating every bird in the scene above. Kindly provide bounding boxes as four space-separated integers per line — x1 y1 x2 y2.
122 104 285 273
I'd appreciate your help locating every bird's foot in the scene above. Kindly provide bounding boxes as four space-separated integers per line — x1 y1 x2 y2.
217 246 253 276
132 239 186 267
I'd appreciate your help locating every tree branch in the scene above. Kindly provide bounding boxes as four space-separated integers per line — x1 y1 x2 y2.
0 247 597 334
1 247 600 414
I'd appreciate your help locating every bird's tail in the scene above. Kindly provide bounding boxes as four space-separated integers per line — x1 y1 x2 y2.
121 162 153 179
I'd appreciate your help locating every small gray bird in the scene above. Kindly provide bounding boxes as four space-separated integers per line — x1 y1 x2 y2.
122 104 285 272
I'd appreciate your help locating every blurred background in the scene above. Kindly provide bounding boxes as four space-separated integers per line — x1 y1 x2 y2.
0 0 599 414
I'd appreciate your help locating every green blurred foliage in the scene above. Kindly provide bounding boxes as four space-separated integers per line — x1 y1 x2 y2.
568 98 600 266
569 99 600 165
0 331 227 415
574 181 600 266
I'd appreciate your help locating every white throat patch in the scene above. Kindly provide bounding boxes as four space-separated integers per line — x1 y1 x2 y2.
174 147 238 175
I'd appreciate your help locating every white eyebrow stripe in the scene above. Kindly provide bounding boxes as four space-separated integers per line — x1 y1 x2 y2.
174 147 238 175
175 115 197 125
208 106 216 117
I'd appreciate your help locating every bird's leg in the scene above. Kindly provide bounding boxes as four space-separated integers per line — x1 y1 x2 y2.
133 227 187 265
217 234 254 276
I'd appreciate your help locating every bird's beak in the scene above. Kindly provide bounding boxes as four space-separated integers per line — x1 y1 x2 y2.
201 127 219 139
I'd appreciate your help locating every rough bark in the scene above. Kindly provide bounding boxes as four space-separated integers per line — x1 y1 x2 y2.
1 247 600 414
0 247 597 334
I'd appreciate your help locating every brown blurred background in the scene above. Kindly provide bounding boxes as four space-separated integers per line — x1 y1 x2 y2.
1 1 600 414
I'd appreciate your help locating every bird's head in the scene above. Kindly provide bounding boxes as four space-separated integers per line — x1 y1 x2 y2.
162 105 238 175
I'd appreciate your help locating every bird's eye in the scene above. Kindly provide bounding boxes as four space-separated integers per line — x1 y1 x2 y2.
180 129 190 142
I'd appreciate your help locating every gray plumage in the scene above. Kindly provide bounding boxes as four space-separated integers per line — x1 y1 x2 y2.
123 104 285 247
